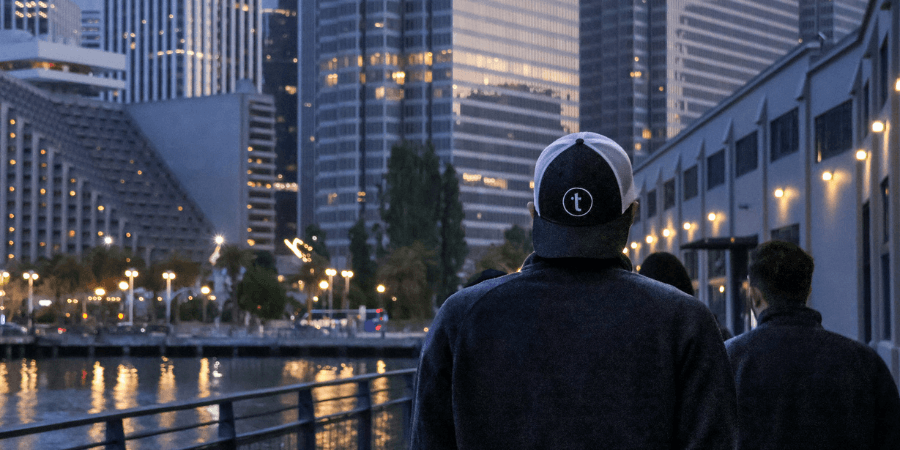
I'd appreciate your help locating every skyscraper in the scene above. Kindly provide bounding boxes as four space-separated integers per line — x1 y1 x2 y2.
91 0 263 103
302 0 579 264
581 0 801 157
262 0 298 252
0 0 82 44
581 0 868 159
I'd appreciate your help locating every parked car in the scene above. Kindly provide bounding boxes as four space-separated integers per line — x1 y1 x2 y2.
0 323 28 336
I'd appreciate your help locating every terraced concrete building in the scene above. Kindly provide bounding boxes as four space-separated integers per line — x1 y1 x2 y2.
0 72 214 264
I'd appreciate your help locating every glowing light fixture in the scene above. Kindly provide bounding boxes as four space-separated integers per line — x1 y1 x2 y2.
856 149 868 161
683 222 692 230
822 171 833 181
662 228 672 237
645 235 654 244
630 242 638 249
872 121 885 133
774 188 784 198
708 213 717 222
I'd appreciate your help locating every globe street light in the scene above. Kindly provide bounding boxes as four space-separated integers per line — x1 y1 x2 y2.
325 268 337 321
103 236 113 247
125 269 138 326
162 271 176 326
318 280 329 327
201 286 211 323
340 270 354 310
23 270 38 330
376 284 386 338
94 287 106 324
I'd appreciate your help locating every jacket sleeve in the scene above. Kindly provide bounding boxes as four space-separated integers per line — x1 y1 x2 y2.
873 359 900 450
409 302 459 450
675 305 739 450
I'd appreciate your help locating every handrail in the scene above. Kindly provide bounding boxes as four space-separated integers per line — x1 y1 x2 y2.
0 367 418 449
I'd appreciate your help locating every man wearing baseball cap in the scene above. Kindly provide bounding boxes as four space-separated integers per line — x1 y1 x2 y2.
410 132 737 449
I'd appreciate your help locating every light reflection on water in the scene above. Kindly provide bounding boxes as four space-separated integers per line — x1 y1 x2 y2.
0 356 416 449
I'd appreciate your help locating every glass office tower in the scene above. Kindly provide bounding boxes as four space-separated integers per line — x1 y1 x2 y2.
303 0 579 263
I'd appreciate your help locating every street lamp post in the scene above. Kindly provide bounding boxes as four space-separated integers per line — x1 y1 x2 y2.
376 284 386 338
201 286 211 323
23 270 38 330
340 270 353 310
125 269 138 326
94 287 106 325
162 271 176 327
325 268 336 321
318 280 329 327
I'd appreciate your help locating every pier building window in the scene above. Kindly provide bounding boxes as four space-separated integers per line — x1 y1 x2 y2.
771 223 799 245
879 38 889 108
707 150 725 190
735 131 758 177
815 100 852 162
862 202 872 343
646 189 657 218
770 108 798 161
683 165 698 200
663 179 676 210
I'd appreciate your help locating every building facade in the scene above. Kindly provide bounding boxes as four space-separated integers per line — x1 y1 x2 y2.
126 91 278 253
302 0 579 264
0 72 215 264
93 0 263 103
1 0 82 44
262 1 298 252
627 0 900 383
580 0 867 158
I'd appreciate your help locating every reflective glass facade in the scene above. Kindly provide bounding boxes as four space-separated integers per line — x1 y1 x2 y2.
305 0 579 262
581 0 800 157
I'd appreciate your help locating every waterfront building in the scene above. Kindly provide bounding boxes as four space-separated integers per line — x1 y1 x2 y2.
626 0 900 384
92 0 263 103
302 0 579 264
580 0 867 158
0 29 125 96
79 2 101 49
262 1 298 253
126 88 278 253
0 72 214 264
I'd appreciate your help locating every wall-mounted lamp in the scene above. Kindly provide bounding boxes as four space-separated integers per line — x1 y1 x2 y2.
630 242 638 249
856 149 868 161
895 78 900 92
683 222 692 230
774 188 785 198
822 171 833 181
707 213 717 222
645 235 655 244
872 121 885 133
662 228 672 238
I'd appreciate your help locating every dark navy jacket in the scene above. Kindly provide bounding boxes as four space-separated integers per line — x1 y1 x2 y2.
725 305 900 450
410 254 738 449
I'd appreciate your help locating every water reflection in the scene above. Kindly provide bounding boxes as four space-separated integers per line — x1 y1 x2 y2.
0 357 416 449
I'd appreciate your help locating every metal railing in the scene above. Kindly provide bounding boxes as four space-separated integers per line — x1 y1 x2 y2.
0 368 417 450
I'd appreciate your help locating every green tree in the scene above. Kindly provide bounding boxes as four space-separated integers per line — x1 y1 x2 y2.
348 218 377 308
297 252 329 319
382 141 441 249
236 264 289 322
376 242 435 320
437 164 468 305
476 225 533 274
214 245 256 325
304 224 330 261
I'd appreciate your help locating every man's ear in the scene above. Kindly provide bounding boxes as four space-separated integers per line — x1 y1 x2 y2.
527 201 536 218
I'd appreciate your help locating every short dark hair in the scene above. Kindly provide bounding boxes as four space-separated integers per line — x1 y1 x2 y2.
748 240 814 306
639 252 694 296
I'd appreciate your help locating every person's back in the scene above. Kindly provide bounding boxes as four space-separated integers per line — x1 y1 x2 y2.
410 132 737 449
726 241 900 449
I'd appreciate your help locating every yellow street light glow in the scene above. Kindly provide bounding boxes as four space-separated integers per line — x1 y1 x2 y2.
376 284 386 293
718 285 726 293
662 228 672 237
774 188 784 198
214 235 225 245
683 222 692 230
118 281 129 290
895 78 900 92
95 287 105 296
325 268 337 277
622 248 628 254
319 280 329 290
645 235 654 244
708 213 717 222
822 171 833 181
856 149 868 161
872 121 885 133
630 242 638 249
201 286 211 295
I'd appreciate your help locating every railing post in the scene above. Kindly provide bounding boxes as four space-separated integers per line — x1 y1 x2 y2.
104 418 125 450
401 372 416 447
298 388 316 450
218 401 236 450
356 380 371 450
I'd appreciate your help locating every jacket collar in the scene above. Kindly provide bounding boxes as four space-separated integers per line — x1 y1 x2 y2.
757 305 823 329
522 252 633 273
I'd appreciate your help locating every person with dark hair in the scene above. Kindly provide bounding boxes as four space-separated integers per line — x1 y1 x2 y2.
639 252 733 340
726 240 900 449
410 132 737 449
638 252 695 295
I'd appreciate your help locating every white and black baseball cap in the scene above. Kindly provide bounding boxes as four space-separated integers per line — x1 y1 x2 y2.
532 132 638 259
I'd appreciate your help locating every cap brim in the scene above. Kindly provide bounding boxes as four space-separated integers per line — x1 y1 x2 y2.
532 212 632 259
